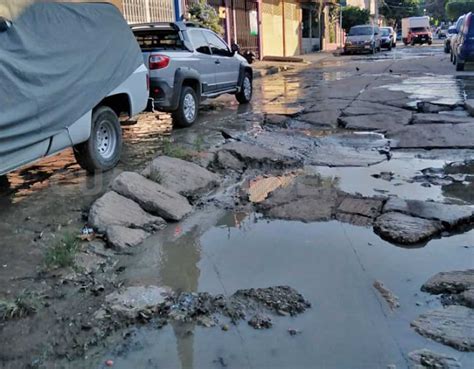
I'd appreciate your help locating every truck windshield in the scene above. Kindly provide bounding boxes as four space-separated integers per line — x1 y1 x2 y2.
349 27 373 36
410 27 428 33
133 29 184 50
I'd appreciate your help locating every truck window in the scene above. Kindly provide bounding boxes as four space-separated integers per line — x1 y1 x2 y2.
349 27 373 36
134 29 184 51
204 31 232 57
410 27 428 33
188 29 211 55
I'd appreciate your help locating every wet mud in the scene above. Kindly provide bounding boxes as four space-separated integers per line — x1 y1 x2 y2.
1 42 474 369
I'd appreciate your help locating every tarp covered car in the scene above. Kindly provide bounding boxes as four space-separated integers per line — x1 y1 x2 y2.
0 2 148 174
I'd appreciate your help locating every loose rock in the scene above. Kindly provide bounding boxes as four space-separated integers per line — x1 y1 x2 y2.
111 171 192 221
106 225 150 250
105 286 173 319
89 191 166 234
374 212 443 244
383 198 473 228
411 305 474 351
408 348 461 369
373 280 400 310
422 270 474 294
142 156 220 199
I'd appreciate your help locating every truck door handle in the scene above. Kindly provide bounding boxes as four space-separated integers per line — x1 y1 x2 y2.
215 60 221 64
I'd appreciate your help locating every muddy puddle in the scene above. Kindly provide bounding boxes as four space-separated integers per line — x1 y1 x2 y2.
94 208 474 369
309 151 474 205
380 74 464 106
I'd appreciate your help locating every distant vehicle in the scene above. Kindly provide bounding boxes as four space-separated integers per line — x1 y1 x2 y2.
131 22 253 127
444 25 458 53
451 14 466 63
344 25 381 54
452 12 474 71
0 3 149 176
402 17 432 45
437 25 448 39
380 27 395 50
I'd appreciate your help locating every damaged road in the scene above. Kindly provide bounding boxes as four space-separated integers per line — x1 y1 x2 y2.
1 45 474 369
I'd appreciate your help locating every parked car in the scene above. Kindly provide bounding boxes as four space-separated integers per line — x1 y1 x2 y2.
344 25 381 54
0 2 149 176
444 25 458 53
402 16 432 45
380 27 395 50
452 12 474 71
451 14 466 64
437 25 448 39
131 22 253 127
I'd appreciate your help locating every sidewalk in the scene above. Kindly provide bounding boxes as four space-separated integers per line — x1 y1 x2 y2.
252 51 336 79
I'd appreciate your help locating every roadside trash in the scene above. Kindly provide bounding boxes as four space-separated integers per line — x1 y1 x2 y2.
80 226 96 241
105 359 114 367
288 328 301 336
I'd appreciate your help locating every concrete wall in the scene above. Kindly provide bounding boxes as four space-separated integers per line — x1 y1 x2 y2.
0 0 123 20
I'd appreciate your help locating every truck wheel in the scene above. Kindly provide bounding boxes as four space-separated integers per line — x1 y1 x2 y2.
456 58 465 71
236 72 253 104
172 86 198 127
73 106 122 173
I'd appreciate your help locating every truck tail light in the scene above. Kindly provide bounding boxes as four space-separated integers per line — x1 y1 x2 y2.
149 54 170 70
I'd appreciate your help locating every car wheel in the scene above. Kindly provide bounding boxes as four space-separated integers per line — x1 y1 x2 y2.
236 72 253 104
172 86 198 127
73 106 122 173
456 58 465 71
388 43 392 51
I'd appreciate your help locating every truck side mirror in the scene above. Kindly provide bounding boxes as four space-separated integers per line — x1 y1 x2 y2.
231 43 240 55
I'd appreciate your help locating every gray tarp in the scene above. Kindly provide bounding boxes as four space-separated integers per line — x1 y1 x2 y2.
0 2 143 155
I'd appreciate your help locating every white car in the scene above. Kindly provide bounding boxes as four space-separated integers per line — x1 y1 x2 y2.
0 3 149 175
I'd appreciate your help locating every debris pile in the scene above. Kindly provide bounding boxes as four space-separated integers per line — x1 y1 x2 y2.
102 285 311 330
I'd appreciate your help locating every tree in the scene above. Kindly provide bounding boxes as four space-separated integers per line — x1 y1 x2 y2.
380 0 422 26
425 0 449 23
446 0 474 20
187 0 223 35
341 6 370 33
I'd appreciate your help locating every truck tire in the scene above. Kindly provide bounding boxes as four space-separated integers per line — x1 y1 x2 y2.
73 106 122 173
456 58 465 71
172 86 198 127
236 72 253 104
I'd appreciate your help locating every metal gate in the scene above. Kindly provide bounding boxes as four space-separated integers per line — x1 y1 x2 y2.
230 0 259 57
122 0 174 23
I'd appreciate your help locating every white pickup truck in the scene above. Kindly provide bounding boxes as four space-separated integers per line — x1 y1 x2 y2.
0 3 149 176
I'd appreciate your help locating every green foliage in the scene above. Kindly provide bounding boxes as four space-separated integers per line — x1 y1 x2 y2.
44 233 80 269
446 0 474 20
161 138 193 161
425 0 449 23
187 0 223 35
380 0 422 25
341 6 370 33
0 290 43 321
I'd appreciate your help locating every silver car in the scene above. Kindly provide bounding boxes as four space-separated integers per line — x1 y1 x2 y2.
344 25 382 54
132 22 253 127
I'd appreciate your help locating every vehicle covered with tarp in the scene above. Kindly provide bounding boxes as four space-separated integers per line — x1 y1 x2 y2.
0 1 149 174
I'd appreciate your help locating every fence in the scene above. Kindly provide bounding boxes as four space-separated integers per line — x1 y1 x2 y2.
122 0 174 23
